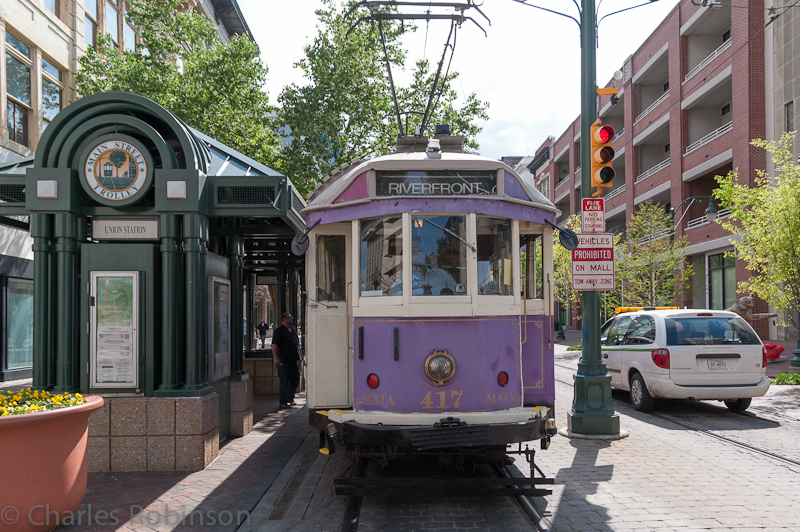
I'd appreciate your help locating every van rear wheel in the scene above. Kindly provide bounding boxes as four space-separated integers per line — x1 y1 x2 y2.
630 372 655 412
724 398 751 412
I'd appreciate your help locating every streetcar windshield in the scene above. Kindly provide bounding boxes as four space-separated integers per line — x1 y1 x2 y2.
410 215 467 296
360 216 402 297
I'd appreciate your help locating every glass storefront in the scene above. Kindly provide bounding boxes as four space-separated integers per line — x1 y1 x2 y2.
6 278 33 370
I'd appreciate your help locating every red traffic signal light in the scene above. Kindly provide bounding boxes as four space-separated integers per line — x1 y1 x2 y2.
591 120 615 191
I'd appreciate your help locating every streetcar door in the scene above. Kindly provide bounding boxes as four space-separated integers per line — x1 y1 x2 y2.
519 225 554 406
306 225 351 408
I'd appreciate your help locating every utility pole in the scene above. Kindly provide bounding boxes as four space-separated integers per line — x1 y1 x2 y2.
567 0 620 435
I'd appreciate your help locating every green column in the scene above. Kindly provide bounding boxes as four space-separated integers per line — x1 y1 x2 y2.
568 0 619 435
229 236 245 378
53 213 78 393
31 213 53 390
245 274 254 352
183 213 208 391
159 214 182 391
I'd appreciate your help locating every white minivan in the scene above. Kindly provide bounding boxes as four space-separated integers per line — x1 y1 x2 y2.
600 308 770 412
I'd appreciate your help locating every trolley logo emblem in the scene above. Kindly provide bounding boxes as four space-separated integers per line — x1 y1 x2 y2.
80 136 153 206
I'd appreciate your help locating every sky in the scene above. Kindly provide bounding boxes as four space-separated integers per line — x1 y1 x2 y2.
237 0 680 160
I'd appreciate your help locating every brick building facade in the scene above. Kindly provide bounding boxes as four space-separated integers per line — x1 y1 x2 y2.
518 0 786 340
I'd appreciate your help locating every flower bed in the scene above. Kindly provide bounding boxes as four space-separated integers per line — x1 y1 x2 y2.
1 388 86 416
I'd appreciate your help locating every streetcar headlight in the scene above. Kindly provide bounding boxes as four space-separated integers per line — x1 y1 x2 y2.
425 350 456 386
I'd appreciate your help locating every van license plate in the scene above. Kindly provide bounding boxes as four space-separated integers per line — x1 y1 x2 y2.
708 360 728 370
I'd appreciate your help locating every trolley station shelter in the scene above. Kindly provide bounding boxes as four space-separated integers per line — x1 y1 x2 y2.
0 92 306 470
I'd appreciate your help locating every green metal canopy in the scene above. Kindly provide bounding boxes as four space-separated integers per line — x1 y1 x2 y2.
0 92 306 275
0 92 306 397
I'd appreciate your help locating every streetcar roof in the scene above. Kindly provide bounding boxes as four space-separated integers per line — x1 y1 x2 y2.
303 149 559 217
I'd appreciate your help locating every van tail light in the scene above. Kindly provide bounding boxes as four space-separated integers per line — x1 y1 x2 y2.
762 346 768 368
652 348 670 369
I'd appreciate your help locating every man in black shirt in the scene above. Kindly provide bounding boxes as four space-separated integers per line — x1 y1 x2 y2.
271 312 301 409
256 319 269 348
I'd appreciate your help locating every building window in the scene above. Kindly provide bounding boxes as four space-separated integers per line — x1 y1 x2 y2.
786 101 795 133
722 29 731 43
124 9 137 53
106 0 120 44
41 57 63 131
5 32 32 147
663 81 669 93
86 1 98 47
537 177 549 198
721 102 731 117
708 252 736 310
5 278 34 370
664 143 670 153
44 0 59 17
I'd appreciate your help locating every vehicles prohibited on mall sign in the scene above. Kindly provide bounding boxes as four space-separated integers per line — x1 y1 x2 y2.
572 233 614 291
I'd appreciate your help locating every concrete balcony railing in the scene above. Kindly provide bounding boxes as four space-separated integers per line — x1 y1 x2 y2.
635 158 671 184
685 121 733 155
557 219 569 229
612 128 625 143
605 183 626 201
685 207 731 230
637 227 672 244
684 40 732 84
636 91 669 123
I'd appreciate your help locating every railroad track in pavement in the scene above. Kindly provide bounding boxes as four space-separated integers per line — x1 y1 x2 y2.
337 456 554 532
554 367 800 468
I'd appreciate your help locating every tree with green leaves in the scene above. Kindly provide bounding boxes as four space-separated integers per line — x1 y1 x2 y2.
278 0 489 198
713 132 800 343
553 214 582 322
75 0 281 169
613 201 694 308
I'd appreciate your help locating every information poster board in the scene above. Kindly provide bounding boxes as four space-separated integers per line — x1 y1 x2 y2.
90 272 139 388
208 277 231 381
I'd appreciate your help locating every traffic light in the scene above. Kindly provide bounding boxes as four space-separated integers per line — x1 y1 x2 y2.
590 119 615 191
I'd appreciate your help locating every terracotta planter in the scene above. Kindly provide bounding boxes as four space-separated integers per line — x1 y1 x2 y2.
0 395 104 532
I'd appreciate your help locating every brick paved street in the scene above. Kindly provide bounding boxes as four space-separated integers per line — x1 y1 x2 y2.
7 332 799 532
516 331 800 532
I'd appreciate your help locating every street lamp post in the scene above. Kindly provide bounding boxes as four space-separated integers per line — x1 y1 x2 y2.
566 0 620 436
669 196 718 232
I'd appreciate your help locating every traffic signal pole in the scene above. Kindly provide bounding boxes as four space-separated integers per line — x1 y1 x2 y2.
567 0 620 435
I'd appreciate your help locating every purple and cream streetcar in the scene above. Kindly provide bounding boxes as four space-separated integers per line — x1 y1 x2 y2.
302 133 558 465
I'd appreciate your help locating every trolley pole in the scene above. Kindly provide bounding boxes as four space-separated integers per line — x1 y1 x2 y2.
567 0 620 435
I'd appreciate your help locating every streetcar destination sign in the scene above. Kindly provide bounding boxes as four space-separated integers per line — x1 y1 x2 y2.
572 233 615 291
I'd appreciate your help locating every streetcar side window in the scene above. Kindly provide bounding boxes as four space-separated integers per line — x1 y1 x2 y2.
410 215 467 296
520 234 544 299
360 217 403 297
316 235 346 301
477 217 513 295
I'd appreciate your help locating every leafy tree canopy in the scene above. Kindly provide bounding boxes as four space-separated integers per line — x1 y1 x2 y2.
75 0 281 169
278 0 490 198
714 132 800 332
608 201 693 311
